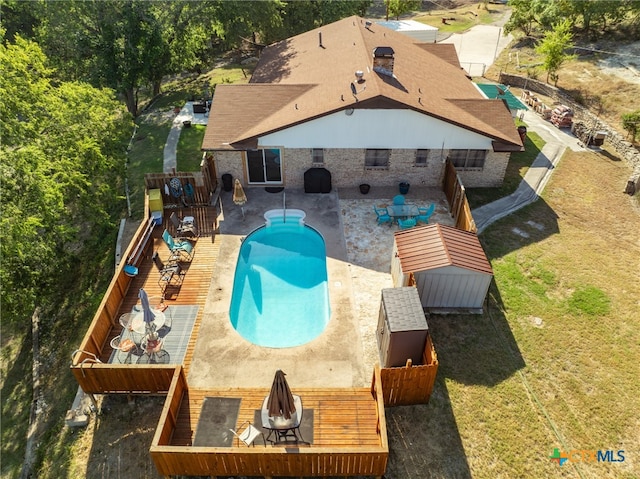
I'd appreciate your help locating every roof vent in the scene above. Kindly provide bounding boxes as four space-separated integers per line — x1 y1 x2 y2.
365 20 373 29
373 46 395 77
355 70 365 83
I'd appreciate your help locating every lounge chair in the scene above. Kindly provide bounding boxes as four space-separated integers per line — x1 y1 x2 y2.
416 203 436 224
230 421 265 447
374 205 392 225
162 229 194 261
169 212 198 238
398 217 417 230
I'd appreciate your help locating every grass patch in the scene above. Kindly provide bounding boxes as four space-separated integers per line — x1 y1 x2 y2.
414 3 507 32
177 124 206 172
126 115 172 218
567 285 611 316
466 130 545 208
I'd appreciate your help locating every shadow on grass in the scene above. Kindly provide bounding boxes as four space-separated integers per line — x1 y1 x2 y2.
382 271 528 478
480 198 560 259
385 379 472 479
85 395 164 479
0 328 32 477
467 132 544 209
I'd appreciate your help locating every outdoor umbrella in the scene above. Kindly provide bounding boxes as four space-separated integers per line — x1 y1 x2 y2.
138 288 156 334
232 179 247 219
267 370 296 420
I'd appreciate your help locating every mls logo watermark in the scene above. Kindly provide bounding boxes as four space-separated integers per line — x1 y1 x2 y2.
550 448 625 466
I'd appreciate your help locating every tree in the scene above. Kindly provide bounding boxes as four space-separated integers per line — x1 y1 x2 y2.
41 1 171 116
622 111 640 142
385 0 420 21
0 36 132 325
535 19 576 85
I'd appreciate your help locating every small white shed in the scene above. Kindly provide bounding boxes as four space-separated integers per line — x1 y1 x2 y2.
391 224 493 312
376 19 439 43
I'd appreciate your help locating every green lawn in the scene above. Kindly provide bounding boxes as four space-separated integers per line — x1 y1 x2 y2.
177 124 206 172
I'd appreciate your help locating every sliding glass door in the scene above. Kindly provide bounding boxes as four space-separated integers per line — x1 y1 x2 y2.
246 148 282 184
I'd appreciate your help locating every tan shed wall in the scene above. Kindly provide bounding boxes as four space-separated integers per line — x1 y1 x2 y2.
414 265 492 309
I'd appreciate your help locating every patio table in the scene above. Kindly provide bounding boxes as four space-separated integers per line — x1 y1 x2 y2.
260 396 304 444
126 309 166 334
387 204 419 219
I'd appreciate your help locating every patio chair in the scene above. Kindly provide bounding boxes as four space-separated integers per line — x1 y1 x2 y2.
230 421 265 447
110 335 140 363
374 205 392 225
152 252 183 291
416 203 436 224
162 229 194 261
398 217 417 230
393 195 405 205
169 211 198 238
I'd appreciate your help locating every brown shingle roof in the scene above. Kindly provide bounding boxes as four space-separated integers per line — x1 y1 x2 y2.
415 43 461 68
203 16 521 150
394 224 493 275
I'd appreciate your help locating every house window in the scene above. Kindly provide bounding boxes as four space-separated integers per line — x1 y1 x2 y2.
449 149 487 170
365 149 390 169
415 149 429 166
311 148 324 165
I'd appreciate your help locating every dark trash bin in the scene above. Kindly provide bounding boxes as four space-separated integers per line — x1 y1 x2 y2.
399 182 410 195
517 125 527 143
359 184 370 194
222 173 233 192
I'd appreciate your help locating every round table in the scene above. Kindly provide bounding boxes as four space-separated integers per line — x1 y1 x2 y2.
129 310 166 334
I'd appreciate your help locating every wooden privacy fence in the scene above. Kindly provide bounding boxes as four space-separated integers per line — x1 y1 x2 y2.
379 336 438 406
151 366 389 478
442 159 477 233
145 155 218 208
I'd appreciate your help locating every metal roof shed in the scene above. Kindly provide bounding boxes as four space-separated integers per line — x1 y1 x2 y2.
391 224 493 312
375 20 439 44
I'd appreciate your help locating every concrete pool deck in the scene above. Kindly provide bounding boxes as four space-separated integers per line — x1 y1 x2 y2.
187 186 454 389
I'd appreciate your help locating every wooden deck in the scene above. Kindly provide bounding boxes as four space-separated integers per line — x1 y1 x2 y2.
171 387 382 448
150 367 389 478
71 205 221 394
100 206 220 374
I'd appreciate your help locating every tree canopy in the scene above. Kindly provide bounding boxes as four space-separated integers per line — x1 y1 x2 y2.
0 36 132 325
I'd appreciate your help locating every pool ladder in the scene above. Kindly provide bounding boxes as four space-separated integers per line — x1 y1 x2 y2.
283 191 286 223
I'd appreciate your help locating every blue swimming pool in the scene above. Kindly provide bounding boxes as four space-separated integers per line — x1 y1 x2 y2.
229 213 331 348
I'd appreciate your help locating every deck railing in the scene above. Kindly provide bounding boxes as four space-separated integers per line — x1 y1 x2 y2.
70 194 177 394
150 367 389 478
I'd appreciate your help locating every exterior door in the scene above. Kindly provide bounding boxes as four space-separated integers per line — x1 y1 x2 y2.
246 148 282 184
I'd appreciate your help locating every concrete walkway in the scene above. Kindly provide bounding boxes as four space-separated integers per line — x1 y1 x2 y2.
473 109 586 233
163 102 209 173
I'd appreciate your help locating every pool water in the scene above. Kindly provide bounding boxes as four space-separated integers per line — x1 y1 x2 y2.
229 219 331 348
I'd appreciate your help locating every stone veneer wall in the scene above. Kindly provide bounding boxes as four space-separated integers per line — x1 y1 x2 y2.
213 148 510 189
454 151 510 188
285 148 508 189
214 150 245 186
500 73 640 195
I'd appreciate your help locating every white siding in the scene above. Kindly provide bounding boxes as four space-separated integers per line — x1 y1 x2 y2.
414 266 492 309
259 109 493 150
